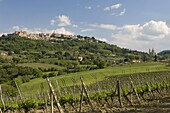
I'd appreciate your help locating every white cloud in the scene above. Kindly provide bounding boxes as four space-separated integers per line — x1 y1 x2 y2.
104 3 122 11
2 22 75 37
119 8 126 16
81 28 94 33
110 13 116 16
85 6 92 10
54 27 74 35
90 24 117 30
141 20 170 38
89 20 170 51
111 20 170 51
50 20 55 26
111 4 122 9
91 20 170 40
57 15 71 26
12 26 20 31
73 24 78 28
104 7 110 11
117 24 142 39
98 38 107 42
10 26 74 35
0 32 8 36
12 26 49 34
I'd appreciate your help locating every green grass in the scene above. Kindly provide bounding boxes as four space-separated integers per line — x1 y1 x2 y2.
17 63 65 70
20 62 170 95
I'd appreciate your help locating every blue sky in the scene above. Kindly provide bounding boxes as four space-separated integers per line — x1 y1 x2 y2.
0 0 170 52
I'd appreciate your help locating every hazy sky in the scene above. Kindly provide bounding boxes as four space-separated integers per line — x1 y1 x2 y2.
0 0 170 52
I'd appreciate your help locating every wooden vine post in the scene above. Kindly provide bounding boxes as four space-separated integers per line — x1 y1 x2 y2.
117 80 123 107
14 80 23 100
129 77 141 104
44 93 48 113
96 77 101 92
0 85 5 111
79 82 84 113
46 78 64 113
40 83 48 113
121 85 132 105
56 80 61 96
50 91 54 113
130 82 133 105
79 77 94 112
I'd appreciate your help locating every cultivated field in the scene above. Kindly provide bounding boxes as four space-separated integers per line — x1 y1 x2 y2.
1 62 170 112
20 62 170 95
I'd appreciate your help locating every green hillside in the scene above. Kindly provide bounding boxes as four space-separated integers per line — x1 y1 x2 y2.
0 33 169 96
19 62 170 95
0 34 152 82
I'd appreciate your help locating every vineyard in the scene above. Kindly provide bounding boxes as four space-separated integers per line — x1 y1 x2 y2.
1 71 170 113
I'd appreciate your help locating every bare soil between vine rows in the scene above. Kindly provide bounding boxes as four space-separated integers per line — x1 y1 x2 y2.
112 96 170 113
32 96 170 113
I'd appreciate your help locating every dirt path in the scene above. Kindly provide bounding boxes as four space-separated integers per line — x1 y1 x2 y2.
116 97 170 113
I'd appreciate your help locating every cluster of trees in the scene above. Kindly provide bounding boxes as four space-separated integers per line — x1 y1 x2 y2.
0 64 42 84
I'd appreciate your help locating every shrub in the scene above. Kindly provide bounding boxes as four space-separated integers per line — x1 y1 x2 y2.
21 75 31 83
42 74 48 79
1 85 17 97
58 70 64 76
19 99 38 112
48 72 56 77
168 60 170 66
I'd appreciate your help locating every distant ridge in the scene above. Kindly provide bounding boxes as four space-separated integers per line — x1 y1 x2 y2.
158 50 170 55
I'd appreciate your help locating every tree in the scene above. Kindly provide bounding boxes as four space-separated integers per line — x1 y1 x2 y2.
64 52 71 60
154 54 158 62
1 84 17 97
7 67 18 77
168 60 170 66
94 58 106 69
48 72 56 77
12 57 20 64
55 51 63 59
142 54 151 62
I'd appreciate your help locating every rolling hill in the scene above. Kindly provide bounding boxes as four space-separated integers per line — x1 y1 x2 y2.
0 31 159 86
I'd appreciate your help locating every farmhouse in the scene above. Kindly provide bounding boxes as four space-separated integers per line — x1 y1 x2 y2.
0 50 8 56
132 60 141 63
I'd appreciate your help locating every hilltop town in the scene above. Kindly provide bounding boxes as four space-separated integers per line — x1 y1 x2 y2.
8 31 78 41
6 31 107 44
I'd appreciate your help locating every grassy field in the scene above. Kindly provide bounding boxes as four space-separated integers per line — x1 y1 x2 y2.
19 62 170 95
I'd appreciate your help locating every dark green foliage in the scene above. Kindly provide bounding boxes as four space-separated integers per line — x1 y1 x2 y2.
42 74 48 79
168 60 170 66
42 72 57 78
142 54 151 62
21 75 31 83
58 70 64 76
48 72 56 77
19 99 38 112
158 50 170 56
94 58 106 69
0 64 42 84
154 54 158 62
1 84 18 97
